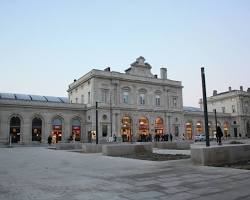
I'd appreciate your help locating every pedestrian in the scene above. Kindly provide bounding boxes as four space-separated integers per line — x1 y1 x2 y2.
216 126 223 145
169 133 173 142
113 134 117 142
47 135 52 145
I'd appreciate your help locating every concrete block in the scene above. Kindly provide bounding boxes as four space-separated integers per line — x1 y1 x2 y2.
82 143 102 153
102 143 152 156
153 141 190 150
191 144 250 165
55 143 82 150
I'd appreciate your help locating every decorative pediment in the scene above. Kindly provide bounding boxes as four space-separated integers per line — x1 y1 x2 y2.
125 56 154 78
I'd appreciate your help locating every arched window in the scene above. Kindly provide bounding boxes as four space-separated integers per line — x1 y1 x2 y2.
10 116 21 143
32 117 42 142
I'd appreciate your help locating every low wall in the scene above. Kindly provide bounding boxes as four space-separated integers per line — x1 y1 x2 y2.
55 143 82 150
82 143 102 153
191 144 250 165
102 143 152 156
153 141 191 150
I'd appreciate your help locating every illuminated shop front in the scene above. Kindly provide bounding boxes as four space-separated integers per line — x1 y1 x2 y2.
155 117 164 136
185 122 193 140
72 118 81 141
52 118 62 143
138 117 149 141
121 116 132 142
32 117 42 142
224 122 229 137
10 116 21 143
196 121 203 134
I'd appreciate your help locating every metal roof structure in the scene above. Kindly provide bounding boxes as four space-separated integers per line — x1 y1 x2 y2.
183 106 202 112
0 93 69 104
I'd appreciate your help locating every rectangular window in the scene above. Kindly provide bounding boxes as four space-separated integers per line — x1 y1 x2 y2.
173 97 177 108
102 125 108 137
232 105 235 113
88 92 91 103
123 92 129 104
139 94 145 105
222 107 226 113
101 89 109 103
155 96 160 106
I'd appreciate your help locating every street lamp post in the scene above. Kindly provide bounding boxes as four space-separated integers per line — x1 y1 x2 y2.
214 109 218 129
96 101 99 144
201 67 210 147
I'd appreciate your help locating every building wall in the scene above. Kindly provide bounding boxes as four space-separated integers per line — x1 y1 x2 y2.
0 100 86 144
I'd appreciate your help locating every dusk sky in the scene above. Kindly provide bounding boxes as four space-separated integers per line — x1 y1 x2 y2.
0 0 249 107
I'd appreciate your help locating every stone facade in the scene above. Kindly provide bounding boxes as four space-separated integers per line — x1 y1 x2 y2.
68 56 184 142
0 57 249 144
205 87 250 137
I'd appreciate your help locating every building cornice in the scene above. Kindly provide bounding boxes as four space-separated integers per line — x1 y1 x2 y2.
68 69 183 91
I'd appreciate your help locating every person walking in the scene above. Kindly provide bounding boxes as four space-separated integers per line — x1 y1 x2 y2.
169 133 173 142
47 134 52 145
216 126 223 145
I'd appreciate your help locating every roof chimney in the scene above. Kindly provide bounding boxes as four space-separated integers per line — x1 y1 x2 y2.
240 86 243 91
160 68 167 79
104 67 110 71
229 86 231 91
247 88 250 93
213 90 217 96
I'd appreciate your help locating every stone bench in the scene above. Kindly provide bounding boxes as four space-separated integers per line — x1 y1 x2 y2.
102 143 152 156
191 144 250 165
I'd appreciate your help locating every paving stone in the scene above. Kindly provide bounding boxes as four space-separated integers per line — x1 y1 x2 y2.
1 147 250 200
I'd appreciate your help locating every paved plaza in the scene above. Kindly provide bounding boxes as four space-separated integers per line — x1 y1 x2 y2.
0 146 250 200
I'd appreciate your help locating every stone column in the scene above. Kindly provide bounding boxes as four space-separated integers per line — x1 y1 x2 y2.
22 117 31 144
0 114 8 143
63 117 71 142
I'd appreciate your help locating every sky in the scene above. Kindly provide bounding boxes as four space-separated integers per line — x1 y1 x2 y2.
0 0 250 107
